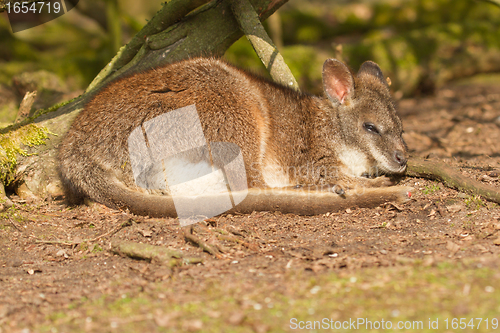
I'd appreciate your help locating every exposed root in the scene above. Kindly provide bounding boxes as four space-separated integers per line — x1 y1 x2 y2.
15 183 39 202
407 157 500 204
111 240 203 266
0 182 13 210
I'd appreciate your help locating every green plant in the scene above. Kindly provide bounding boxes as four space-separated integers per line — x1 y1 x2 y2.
463 220 473 230
422 183 440 195
92 244 103 253
465 195 485 210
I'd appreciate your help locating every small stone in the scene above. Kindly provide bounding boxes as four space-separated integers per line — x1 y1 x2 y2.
446 204 463 213
182 319 203 332
0 304 10 319
488 170 499 178
10 259 23 267
56 249 68 258
446 241 460 254
27 268 42 274
154 311 179 327
423 257 435 266
206 310 221 319
252 323 270 333
138 228 152 237
228 312 245 325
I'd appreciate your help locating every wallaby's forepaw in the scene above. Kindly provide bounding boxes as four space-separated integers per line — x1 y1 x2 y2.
365 176 394 188
336 175 394 191
332 184 345 196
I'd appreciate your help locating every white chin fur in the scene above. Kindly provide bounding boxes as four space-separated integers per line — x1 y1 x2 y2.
338 147 370 177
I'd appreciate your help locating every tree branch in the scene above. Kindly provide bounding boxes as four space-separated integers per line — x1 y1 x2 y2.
86 0 289 93
231 0 299 90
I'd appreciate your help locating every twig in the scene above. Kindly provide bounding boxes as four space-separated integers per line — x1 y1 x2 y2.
216 234 243 244
183 227 220 257
16 91 37 123
216 234 259 251
34 218 133 246
8 218 22 232
90 218 133 241
407 157 500 204
33 239 74 246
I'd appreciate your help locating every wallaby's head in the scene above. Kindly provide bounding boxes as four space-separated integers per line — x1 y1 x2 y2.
322 59 407 177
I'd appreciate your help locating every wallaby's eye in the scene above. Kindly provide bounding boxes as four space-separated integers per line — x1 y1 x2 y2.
363 122 380 135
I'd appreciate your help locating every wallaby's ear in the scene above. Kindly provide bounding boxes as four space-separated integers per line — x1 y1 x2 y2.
358 61 388 86
322 59 354 105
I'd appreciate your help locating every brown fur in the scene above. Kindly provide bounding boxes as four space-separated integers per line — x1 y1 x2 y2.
58 57 407 216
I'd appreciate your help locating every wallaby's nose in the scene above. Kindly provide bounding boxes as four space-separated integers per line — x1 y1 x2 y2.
394 150 407 167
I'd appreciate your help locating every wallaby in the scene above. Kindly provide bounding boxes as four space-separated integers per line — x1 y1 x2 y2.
58 57 411 219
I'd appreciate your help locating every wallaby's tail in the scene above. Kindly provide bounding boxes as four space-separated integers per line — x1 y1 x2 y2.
102 180 413 218
104 179 178 217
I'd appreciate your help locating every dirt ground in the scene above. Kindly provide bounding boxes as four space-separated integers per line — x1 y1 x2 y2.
1 79 500 333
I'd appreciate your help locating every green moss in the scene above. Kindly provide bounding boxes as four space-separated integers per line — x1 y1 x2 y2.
0 206 26 224
0 102 17 126
296 25 323 44
0 61 37 86
0 123 51 184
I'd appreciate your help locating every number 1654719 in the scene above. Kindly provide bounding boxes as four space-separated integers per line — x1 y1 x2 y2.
444 318 498 330
6 2 62 14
